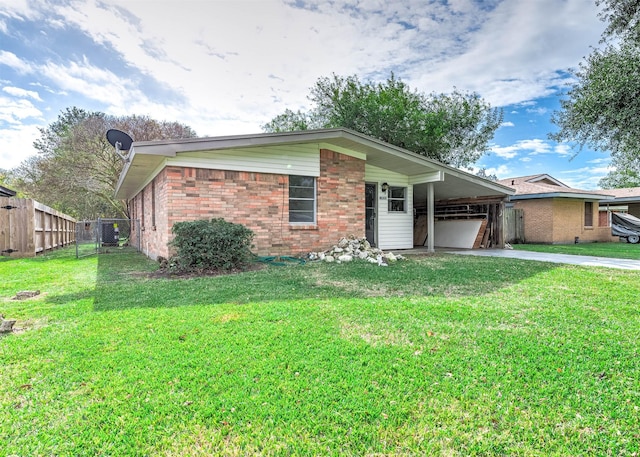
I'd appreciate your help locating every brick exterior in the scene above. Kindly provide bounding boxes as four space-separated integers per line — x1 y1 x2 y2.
514 198 617 244
130 149 365 259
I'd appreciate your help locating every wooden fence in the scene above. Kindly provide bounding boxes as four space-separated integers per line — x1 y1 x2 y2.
505 208 525 244
0 197 76 258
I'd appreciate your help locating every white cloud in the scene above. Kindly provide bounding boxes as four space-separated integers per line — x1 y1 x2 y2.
500 121 515 128
0 50 34 74
490 144 520 159
39 56 146 108
0 95 42 124
0 124 40 169
490 138 562 159
409 0 603 106
587 157 611 165
24 0 600 133
519 139 554 155
0 0 611 174
3 85 42 101
554 144 573 157
490 138 578 163
0 0 40 20
526 107 549 115
471 164 512 179
559 166 611 190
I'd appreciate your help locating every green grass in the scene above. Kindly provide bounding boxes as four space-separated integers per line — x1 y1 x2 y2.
1 248 639 455
513 241 640 260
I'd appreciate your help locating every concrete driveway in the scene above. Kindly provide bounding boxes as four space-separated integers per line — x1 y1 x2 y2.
446 249 640 271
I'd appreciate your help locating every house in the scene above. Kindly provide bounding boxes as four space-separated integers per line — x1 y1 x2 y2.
498 174 616 244
114 128 514 260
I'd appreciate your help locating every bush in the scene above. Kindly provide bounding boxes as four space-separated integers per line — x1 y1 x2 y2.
169 218 254 272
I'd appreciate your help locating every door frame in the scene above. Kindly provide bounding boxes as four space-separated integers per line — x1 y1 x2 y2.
365 182 378 247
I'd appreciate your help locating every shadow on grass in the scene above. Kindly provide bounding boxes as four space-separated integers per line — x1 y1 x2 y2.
90 251 556 312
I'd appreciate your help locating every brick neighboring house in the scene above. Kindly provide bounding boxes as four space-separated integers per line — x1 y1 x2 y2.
498 174 616 244
115 128 514 260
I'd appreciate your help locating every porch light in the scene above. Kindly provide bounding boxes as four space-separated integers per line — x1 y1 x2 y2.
381 182 389 193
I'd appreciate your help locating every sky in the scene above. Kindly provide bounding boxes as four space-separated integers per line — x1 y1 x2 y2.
0 0 614 189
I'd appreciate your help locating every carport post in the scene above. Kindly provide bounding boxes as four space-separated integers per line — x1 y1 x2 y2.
427 183 435 253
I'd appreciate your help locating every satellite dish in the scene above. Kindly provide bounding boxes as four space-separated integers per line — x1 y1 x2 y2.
106 129 134 161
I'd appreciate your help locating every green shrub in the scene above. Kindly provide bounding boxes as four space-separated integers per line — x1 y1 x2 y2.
169 218 254 272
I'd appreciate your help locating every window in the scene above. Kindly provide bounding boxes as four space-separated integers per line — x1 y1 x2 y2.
289 175 316 223
584 201 593 227
388 186 406 212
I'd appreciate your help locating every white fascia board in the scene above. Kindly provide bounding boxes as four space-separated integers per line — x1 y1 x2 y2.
527 174 569 187
114 146 136 197
131 129 348 154
409 171 444 185
600 196 640 204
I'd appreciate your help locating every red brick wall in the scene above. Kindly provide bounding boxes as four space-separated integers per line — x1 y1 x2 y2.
128 174 168 258
133 149 365 259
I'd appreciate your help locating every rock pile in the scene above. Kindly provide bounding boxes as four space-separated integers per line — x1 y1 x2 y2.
307 236 405 266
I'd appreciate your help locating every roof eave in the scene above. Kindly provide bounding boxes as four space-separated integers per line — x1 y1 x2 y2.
510 192 614 200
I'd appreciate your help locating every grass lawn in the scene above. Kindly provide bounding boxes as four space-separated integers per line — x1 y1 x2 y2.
513 241 640 260
1 248 639 456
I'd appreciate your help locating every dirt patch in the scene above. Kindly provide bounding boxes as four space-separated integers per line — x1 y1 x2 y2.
3 317 49 336
146 262 267 280
340 320 412 347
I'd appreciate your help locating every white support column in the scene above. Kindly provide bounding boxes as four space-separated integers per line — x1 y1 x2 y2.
427 183 435 253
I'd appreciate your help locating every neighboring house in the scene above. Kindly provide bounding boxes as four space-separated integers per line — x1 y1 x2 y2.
114 128 514 260
498 174 616 244
599 187 640 219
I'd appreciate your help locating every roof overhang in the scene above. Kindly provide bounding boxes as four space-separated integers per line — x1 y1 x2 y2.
115 128 515 201
0 185 16 197
600 196 640 205
510 192 613 201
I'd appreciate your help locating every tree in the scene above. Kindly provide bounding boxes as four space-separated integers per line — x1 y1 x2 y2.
11 107 197 219
264 74 503 169
596 0 640 44
550 0 640 188
475 168 498 181
599 152 640 188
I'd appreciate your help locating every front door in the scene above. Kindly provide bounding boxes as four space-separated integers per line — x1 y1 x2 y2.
365 183 377 247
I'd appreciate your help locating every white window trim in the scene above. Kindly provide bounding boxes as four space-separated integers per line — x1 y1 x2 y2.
388 186 407 213
289 175 317 224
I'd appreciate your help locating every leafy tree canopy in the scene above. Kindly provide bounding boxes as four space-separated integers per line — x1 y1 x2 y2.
551 0 640 188
597 0 640 44
10 107 196 219
264 74 503 169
